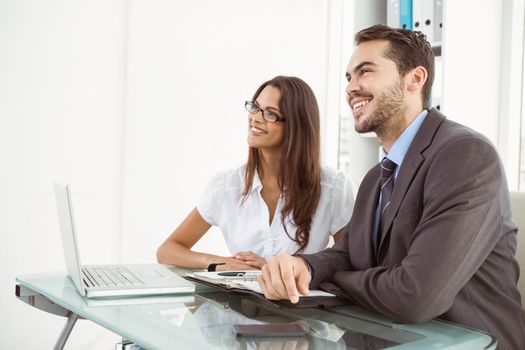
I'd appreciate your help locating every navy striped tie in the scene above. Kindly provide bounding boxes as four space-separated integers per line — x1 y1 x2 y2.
378 157 396 242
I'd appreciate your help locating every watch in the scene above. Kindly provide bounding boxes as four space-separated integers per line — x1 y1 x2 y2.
207 263 225 272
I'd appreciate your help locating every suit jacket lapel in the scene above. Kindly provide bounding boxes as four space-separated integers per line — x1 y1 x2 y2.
378 109 446 254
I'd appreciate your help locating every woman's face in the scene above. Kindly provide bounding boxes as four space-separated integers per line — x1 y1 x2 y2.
247 85 285 151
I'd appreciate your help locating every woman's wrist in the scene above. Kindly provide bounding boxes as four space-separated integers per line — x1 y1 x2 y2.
202 254 227 269
207 262 225 271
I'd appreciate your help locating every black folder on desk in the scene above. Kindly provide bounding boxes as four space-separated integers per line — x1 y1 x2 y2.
184 272 348 309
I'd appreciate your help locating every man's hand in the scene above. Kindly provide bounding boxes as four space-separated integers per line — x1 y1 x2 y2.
234 251 266 268
258 252 312 303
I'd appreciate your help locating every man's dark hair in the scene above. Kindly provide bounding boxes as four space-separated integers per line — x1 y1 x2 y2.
355 24 434 108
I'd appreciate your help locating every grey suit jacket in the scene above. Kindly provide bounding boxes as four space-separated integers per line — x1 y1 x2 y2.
302 109 525 349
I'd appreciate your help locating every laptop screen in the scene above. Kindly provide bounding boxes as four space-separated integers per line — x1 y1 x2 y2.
54 182 86 296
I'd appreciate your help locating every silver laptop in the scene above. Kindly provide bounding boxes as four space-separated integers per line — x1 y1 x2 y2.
53 182 195 298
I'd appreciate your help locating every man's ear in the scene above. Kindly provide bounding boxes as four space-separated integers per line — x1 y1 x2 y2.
406 66 428 92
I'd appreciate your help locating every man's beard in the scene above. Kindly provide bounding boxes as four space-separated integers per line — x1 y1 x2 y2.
354 80 406 136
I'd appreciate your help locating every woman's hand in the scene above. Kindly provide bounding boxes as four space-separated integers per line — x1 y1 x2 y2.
233 251 267 268
215 257 259 271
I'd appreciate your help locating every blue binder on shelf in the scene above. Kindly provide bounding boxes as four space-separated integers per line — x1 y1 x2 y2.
400 0 413 30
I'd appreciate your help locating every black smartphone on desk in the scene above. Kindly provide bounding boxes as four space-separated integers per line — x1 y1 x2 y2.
234 323 306 338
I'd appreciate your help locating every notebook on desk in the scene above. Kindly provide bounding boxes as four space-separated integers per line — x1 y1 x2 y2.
186 271 348 309
53 182 195 298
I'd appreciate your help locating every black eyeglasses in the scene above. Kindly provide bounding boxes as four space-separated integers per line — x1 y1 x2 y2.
245 101 285 123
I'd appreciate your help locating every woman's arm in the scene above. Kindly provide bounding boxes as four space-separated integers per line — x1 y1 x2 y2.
156 208 254 269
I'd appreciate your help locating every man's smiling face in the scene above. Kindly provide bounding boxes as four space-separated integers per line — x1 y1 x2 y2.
345 39 407 135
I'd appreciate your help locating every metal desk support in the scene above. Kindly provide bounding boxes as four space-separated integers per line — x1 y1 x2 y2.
15 284 83 350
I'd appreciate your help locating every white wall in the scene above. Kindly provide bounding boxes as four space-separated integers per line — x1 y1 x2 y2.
441 0 503 144
121 0 332 262
498 0 524 190
0 0 126 348
1 1 336 348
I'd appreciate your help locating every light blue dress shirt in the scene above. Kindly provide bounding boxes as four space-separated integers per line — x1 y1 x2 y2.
380 109 428 179
373 109 428 251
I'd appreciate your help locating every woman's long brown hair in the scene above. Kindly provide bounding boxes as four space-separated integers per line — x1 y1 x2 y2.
242 76 321 253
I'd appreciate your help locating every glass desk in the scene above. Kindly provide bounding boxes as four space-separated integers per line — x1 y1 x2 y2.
15 270 497 350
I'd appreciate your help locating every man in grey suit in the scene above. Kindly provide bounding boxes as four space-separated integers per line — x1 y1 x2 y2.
258 25 525 349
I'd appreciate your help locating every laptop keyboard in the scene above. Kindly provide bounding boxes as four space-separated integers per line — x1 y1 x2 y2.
82 266 144 288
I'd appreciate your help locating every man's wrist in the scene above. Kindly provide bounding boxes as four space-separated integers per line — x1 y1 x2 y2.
295 255 314 279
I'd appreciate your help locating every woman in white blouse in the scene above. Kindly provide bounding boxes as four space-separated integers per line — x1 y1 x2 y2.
157 76 355 271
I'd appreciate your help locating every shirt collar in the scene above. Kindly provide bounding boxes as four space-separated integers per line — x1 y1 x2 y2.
381 109 428 169
250 169 263 193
